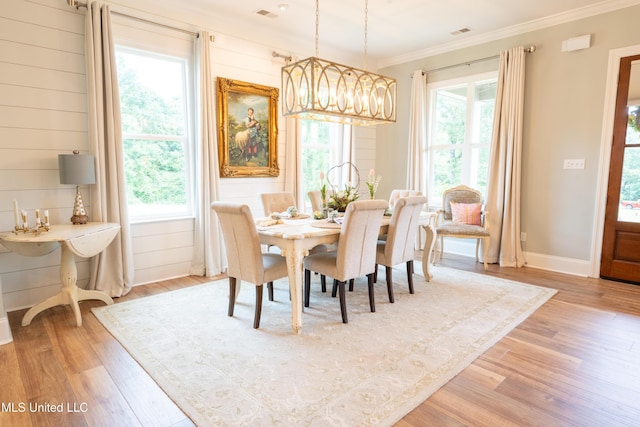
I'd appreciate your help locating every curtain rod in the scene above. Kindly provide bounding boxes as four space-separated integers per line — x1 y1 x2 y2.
414 45 536 76
66 0 213 42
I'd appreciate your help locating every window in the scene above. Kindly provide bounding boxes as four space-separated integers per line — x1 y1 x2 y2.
618 104 640 222
115 46 194 221
299 120 349 211
425 72 497 207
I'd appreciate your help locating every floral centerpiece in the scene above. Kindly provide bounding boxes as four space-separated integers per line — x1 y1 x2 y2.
328 182 359 212
366 169 382 199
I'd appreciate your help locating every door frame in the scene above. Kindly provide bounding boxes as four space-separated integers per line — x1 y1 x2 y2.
591 43 640 277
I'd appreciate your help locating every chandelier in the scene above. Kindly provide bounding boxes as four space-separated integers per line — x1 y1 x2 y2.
281 0 397 126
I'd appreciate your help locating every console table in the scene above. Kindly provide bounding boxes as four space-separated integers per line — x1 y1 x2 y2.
0 222 120 327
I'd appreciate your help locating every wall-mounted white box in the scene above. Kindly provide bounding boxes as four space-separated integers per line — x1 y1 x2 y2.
563 159 585 169
562 34 591 52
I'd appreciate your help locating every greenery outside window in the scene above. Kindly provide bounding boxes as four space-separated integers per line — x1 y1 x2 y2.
115 47 194 221
425 72 497 207
300 120 348 211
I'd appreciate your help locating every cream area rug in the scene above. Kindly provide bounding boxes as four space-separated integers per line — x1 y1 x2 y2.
92 264 556 427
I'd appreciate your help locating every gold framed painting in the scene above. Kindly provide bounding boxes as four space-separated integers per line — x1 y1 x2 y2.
216 78 280 177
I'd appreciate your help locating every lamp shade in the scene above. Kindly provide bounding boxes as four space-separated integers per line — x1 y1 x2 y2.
58 153 96 185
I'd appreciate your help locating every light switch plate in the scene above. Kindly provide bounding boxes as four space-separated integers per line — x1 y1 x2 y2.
563 159 585 169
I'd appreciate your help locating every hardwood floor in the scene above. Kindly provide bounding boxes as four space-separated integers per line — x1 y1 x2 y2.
1 255 639 426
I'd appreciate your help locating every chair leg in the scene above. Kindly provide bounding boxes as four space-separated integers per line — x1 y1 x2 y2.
349 278 355 291
367 273 376 312
439 236 444 261
482 237 489 271
337 280 348 323
304 269 311 307
267 282 274 301
475 239 480 262
254 285 263 329
321 274 327 292
374 264 378 282
228 277 237 317
406 260 415 294
332 279 338 297
385 266 394 303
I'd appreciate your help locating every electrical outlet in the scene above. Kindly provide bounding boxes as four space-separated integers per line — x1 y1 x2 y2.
563 159 585 169
520 232 527 242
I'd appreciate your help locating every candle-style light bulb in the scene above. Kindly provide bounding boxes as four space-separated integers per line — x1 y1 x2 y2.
13 199 20 229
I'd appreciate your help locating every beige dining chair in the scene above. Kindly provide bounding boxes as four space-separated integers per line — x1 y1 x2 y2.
211 201 288 329
379 189 423 242
435 185 490 270
261 192 295 216
388 189 423 210
308 189 334 213
375 195 428 302
303 199 388 323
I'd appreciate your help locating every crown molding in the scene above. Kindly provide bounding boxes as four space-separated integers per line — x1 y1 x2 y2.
378 0 640 69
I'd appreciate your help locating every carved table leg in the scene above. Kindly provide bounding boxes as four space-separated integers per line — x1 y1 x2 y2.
281 245 307 335
421 224 437 282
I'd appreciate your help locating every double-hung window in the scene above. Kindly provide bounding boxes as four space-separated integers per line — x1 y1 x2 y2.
300 120 351 211
425 72 497 208
114 36 195 222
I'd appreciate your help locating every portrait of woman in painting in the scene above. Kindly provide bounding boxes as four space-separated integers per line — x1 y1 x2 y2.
217 78 279 177
228 94 268 167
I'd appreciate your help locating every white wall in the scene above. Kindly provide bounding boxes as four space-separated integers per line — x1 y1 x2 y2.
0 0 376 311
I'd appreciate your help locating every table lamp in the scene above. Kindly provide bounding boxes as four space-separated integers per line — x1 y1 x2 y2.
59 150 96 225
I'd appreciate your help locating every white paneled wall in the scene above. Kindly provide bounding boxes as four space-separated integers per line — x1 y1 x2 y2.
0 0 89 311
0 0 377 311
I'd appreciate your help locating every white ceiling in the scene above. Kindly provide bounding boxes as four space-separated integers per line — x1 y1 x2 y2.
152 0 639 67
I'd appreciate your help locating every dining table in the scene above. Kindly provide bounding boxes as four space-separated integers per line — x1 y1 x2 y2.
256 212 437 334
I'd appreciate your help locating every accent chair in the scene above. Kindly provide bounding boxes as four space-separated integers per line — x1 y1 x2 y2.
434 185 490 270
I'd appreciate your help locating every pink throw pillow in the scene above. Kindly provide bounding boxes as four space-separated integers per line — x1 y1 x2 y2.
450 202 482 225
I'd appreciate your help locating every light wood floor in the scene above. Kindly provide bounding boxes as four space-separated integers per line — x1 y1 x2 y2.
1 254 639 427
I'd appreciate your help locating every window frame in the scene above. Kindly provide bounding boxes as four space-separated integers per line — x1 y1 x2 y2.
299 120 351 212
425 71 497 209
113 42 196 223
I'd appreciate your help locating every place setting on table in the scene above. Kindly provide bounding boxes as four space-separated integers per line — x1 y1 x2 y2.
255 206 313 229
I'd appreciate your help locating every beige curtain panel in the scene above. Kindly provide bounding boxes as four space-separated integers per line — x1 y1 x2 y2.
191 30 225 277
485 46 526 267
85 2 134 296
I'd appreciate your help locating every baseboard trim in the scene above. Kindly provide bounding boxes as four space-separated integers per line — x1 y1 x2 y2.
522 251 591 277
438 238 592 277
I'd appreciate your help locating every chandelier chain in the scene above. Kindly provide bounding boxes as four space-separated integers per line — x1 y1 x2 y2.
364 0 368 70
315 0 319 57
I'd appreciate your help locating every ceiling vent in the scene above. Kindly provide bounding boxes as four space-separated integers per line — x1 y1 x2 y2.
256 9 279 18
450 27 471 36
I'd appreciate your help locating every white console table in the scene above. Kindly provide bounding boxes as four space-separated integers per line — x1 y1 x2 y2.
0 222 120 327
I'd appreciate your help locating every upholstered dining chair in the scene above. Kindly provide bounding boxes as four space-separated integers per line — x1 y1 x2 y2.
211 201 288 329
388 189 423 210
261 192 295 216
375 195 428 302
303 199 388 323
380 189 423 243
308 189 334 213
435 185 490 270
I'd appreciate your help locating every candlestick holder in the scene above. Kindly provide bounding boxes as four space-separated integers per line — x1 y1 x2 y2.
13 223 50 236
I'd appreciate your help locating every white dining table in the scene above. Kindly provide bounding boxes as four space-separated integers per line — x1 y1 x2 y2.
257 213 436 334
